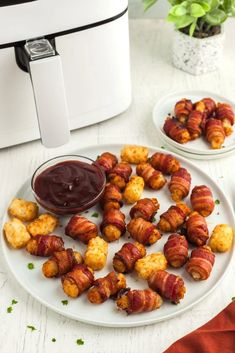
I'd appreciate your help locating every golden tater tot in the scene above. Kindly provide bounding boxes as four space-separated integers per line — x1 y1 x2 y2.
123 176 144 204
135 253 168 280
4 218 31 249
209 224 234 252
8 198 39 222
84 236 108 270
27 213 59 236
121 145 149 164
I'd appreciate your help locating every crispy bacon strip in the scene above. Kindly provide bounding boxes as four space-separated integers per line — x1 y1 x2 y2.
148 270 186 303
107 162 132 190
163 117 191 144
61 264 94 297
129 198 159 221
113 242 146 273
26 234 64 257
127 218 161 245
163 234 188 268
168 168 191 202
42 248 81 277
205 118 225 149
157 203 190 232
174 98 193 123
100 183 122 211
216 102 235 136
186 110 203 140
195 98 216 117
150 152 180 175
96 152 118 173
190 185 215 217
116 289 163 314
87 272 126 304
100 209 126 242
186 246 215 280
186 211 209 246
136 163 166 190
65 215 98 244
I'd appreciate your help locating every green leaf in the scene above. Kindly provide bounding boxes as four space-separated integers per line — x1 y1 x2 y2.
27 263 34 270
7 306 13 313
170 4 188 16
190 3 206 17
232 296 235 301
76 339 84 346
91 212 99 218
205 9 228 25
175 15 195 28
143 0 158 11
215 199 220 205
199 1 211 11
11 299 18 305
189 19 197 36
61 300 68 305
209 0 219 10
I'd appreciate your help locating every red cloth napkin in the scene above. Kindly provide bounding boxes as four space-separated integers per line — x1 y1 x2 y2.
163 301 235 353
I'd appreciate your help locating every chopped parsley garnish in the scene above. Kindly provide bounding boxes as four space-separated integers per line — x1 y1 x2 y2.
232 297 235 301
215 199 220 205
12 299 18 305
7 306 13 313
76 339 84 346
27 325 36 331
27 263 34 270
52 338 56 342
91 212 99 218
152 217 157 222
61 300 68 305
161 146 166 149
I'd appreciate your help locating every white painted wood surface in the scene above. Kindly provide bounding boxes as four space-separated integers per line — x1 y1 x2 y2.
0 19 235 353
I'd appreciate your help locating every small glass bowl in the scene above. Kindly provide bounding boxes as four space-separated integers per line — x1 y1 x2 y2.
31 155 106 215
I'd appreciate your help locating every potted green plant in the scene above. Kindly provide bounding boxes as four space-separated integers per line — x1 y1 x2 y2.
143 0 235 75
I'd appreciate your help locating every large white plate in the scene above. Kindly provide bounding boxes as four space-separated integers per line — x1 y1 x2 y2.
1 144 235 327
153 90 235 156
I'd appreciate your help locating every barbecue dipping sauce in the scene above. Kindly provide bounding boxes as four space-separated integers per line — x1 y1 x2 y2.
33 160 105 214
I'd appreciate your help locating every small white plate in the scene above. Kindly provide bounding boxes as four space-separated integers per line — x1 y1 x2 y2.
1 144 235 327
153 90 235 156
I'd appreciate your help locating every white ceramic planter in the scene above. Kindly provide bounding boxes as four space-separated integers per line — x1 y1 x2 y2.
172 29 225 75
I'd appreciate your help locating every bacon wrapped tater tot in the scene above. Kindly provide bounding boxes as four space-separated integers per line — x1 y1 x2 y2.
163 117 191 144
186 110 203 140
116 289 163 314
123 176 144 204
61 264 94 298
65 215 98 244
195 98 216 118
157 203 191 233
8 198 39 222
27 213 59 237
174 98 193 124
26 234 64 257
148 270 186 303
127 218 161 246
135 252 167 280
150 152 180 175
190 185 215 217
113 242 146 273
186 211 209 246
107 162 132 190
163 234 188 268
42 249 83 278
216 102 235 136
96 152 118 173
186 246 215 281
121 145 149 164
129 198 159 221
100 209 126 242
87 272 126 304
100 183 122 211
136 163 166 190
168 168 191 202
208 224 234 253
205 118 225 149
84 236 108 271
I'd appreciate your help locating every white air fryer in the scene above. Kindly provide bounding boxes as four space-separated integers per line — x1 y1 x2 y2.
0 0 131 148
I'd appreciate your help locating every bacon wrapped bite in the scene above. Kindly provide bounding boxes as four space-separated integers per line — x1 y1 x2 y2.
96 152 118 173
136 163 166 190
186 246 215 280
116 289 163 314
150 152 180 175
195 98 216 118
190 185 214 217
127 218 161 246
107 162 132 190
100 209 126 242
65 215 98 244
148 270 186 303
129 198 159 221
168 168 191 202
42 249 83 278
163 118 191 144
100 183 122 211
121 145 149 164
61 264 94 298
186 211 209 246
163 234 188 268
186 111 203 140
174 98 193 124
157 203 191 233
26 234 64 257
216 102 235 136
123 176 144 204
135 253 167 280
113 242 146 273
84 236 108 271
87 272 126 304
205 119 225 149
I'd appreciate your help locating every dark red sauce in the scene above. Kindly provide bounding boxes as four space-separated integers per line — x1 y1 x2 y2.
33 160 105 214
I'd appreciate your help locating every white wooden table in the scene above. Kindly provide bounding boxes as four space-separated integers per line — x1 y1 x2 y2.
0 19 235 353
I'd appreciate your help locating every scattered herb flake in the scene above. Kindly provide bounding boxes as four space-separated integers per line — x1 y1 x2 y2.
215 199 220 205
27 263 35 270
52 338 56 342
152 217 156 222
7 306 13 313
91 212 99 218
11 299 18 305
97 155 100 159
61 300 68 305
232 297 235 301
27 325 36 331
161 146 166 149
76 339 84 346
